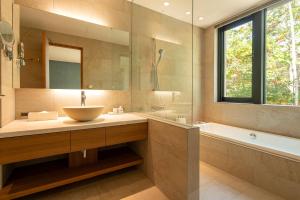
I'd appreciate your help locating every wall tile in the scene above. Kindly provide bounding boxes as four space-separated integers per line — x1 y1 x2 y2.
0 0 15 127
15 88 131 118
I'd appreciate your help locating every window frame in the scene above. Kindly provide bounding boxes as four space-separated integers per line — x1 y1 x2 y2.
217 11 265 104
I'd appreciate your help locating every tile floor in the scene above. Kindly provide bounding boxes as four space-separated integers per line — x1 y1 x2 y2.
20 162 285 200
200 162 285 200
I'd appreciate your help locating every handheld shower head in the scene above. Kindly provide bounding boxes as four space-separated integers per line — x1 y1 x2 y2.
158 49 165 57
156 49 165 66
152 48 165 90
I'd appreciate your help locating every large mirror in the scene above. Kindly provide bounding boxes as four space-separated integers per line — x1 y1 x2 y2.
19 5 130 90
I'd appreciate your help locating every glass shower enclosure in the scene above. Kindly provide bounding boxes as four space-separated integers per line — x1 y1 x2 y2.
130 0 201 125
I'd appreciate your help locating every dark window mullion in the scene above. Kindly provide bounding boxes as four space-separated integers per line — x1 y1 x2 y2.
218 28 225 102
222 97 253 103
252 11 265 104
262 10 267 104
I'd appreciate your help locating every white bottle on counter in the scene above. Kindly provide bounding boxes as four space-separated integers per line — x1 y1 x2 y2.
118 106 124 114
176 115 186 124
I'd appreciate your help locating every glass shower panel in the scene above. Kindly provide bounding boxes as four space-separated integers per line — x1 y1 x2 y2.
131 0 195 125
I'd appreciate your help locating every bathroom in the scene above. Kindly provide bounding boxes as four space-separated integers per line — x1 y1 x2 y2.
0 0 299 199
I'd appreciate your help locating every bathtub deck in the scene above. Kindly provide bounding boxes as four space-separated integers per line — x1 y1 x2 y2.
200 161 285 200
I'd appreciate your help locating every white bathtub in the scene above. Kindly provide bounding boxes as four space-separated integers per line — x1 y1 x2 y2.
196 123 300 161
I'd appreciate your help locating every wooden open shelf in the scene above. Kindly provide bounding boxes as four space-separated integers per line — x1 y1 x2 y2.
0 147 142 200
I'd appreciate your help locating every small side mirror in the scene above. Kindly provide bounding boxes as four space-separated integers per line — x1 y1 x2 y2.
0 21 14 60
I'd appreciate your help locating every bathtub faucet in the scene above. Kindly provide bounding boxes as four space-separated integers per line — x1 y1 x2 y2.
249 132 257 139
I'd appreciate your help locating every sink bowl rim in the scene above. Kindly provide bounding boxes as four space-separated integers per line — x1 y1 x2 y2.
63 106 105 109
63 106 105 122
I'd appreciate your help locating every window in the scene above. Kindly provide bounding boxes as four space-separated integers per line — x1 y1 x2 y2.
266 1 300 105
218 0 300 105
218 13 264 103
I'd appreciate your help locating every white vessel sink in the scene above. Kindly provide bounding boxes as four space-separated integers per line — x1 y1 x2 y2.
63 106 104 122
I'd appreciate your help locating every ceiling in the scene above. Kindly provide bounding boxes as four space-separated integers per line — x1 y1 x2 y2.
132 0 269 27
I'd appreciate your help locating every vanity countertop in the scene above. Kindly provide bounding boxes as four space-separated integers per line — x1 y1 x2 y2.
0 113 147 139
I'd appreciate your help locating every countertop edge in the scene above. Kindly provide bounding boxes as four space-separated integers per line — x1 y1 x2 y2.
0 112 199 139
0 114 148 139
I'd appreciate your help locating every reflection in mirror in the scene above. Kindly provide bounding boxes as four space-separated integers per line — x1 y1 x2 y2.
48 44 82 89
19 5 130 90
0 21 14 44
0 21 15 60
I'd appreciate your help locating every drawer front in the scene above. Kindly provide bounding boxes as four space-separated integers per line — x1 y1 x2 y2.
106 123 148 145
0 132 70 164
70 128 106 152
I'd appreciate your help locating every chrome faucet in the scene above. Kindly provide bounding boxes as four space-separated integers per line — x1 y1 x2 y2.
81 91 86 107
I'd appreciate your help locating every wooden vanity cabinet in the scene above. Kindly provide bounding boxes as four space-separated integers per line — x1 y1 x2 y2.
0 132 70 164
0 122 147 200
69 123 148 151
0 123 147 165
70 128 106 152
69 128 106 168
106 123 148 145
68 124 147 167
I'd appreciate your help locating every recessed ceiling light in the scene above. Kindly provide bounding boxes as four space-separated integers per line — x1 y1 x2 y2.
198 16 204 21
185 11 191 15
163 2 170 6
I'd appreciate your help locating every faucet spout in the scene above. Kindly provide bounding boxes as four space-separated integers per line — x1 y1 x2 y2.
81 91 86 107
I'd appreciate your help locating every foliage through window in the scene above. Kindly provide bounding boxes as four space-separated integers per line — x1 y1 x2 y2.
266 0 300 105
218 0 300 105
224 21 253 98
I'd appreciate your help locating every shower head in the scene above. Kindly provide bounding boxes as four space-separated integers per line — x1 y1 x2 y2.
158 49 165 57
156 49 165 65
153 49 165 91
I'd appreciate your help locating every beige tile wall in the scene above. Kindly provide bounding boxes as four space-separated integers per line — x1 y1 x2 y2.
193 28 205 122
0 0 17 127
131 119 199 200
200 134 300 200
15 88 131 119
0 0 17 189
203 26 300 138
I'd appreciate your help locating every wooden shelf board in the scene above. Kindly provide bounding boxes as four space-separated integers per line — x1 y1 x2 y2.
0 147 142 200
